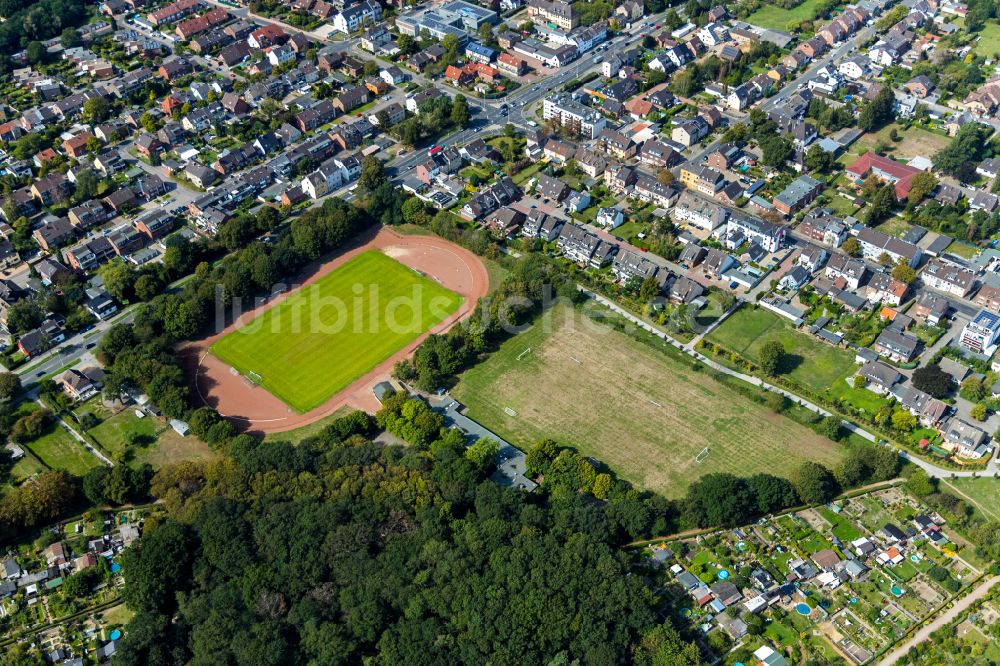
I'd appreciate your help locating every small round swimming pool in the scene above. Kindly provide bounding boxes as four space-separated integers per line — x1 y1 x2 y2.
795 603 811 616
717 569 730 580
911 554 920 562
680 608 692 618
110 563 121 573
109 629 122 641
736 541 747 552
890 585 904 597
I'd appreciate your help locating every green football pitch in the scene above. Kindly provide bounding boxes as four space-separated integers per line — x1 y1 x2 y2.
211 250 463 412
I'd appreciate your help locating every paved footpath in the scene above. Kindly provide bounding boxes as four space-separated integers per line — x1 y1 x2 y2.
877 575 1000 665
582 290 998 479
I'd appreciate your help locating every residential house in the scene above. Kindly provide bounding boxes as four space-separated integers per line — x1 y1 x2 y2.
869 271 911 309
873 326 919 362
679 165 724 196
923 258 976 297
858 360 903 394
824 253 867 290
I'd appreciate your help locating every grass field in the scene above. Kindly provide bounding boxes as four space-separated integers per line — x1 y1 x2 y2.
90 408 218 469
973 22 1000 57
90 409 157 456
846 124 951 164
25 423 102 476
943 478 1000 521
452 304 846 497
212 251 463 412
707 306 857 393
747 0 823 31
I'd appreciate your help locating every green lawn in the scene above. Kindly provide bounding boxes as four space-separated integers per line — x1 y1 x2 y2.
212 251 463 412
829 381 891 416
973 22 1000 57
9 450 47 483
452 304 846 497
945 240 980 260
747 0 823 31
943 477 1000 521
89 407 218 469
707 306 857 393
25 423 102 476
89 410 158 457
818 506 862 542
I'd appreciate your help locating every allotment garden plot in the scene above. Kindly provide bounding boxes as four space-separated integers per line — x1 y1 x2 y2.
452 304 845 497
211 250 462 413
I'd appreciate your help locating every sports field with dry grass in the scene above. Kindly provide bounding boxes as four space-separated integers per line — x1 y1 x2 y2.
452 304 845 497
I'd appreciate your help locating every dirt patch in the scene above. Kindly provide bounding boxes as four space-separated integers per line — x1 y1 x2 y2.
183 227 489 434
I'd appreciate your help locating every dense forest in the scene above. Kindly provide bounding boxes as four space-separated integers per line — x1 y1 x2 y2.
112 411 702 665
0 0 92 70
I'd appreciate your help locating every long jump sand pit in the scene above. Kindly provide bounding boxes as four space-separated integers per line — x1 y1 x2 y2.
183 227 489 434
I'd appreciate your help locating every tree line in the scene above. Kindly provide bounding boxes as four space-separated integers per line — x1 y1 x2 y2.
113 410 703 665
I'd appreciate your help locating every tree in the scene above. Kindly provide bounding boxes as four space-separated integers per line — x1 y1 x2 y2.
759 135 792 167
134 273 163 301
758 340 785 375
912 364 952 398
121 522 196 614
972 402 989 421
891 260 916 284
746 473 798 514
98 259 137 303
683 473 756 527
140 112 158 133
656 169 674 185
842 237 861 257
891 409 917 431
0 372 21 400
805 144 832 172
791 461 838 504
765 391 788 413
634 623 702 665
907 171 938 205
835 454 868 488
960 376 986 402
934 123 993 177
465 437 499 470
73 168 98 203
450 94 470 127
441 33 460 54
864 185 897 226
858 86 894 131
59 26 82 47
639 277 660 302
817 415 842 441
83 96 110 123
358 155 385 193
592 473 612 499
25 41 47 65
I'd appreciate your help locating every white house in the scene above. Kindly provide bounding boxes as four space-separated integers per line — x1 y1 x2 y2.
333 1 382 33
837 56 869 80
595 206 624 229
